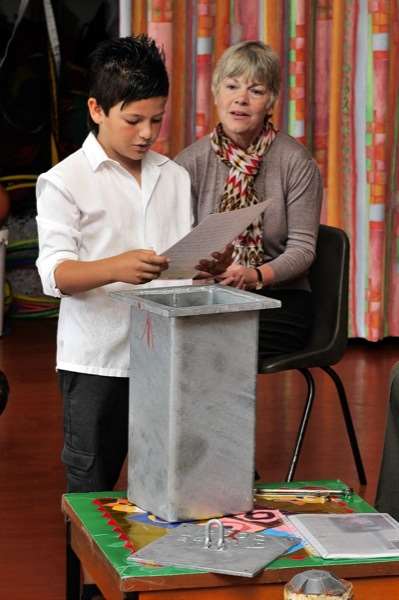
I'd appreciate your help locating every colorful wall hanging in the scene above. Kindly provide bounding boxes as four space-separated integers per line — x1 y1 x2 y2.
128 0 399 341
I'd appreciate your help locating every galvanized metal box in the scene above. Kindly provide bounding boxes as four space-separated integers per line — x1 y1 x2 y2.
112 284 280 522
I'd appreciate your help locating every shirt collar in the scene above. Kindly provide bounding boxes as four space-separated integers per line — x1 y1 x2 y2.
82 133 170 171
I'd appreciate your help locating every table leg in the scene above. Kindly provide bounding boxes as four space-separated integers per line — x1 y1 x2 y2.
66 517 81 600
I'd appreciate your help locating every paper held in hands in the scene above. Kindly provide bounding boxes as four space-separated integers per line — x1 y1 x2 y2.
160 200 269 279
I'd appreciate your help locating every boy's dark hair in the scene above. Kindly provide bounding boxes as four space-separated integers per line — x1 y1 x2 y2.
87 34 169 134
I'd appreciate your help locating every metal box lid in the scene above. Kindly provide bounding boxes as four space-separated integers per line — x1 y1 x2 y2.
129 519 298 577
111 284 281 317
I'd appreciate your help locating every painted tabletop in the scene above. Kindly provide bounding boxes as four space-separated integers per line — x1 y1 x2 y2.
63 479 399 581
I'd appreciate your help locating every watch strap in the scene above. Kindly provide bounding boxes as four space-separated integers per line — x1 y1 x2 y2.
254 267 264 290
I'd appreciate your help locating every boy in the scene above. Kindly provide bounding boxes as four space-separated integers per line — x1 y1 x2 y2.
36 35 192 600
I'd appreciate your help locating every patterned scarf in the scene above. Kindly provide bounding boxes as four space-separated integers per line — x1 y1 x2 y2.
210 120 277 267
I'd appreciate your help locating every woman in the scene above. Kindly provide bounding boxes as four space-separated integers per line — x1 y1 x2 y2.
175 41 322 357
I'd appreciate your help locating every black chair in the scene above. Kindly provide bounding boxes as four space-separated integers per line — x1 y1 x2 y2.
374 362 399 519
258 224 367 484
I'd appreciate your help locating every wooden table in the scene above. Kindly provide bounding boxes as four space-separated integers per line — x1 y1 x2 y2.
62 484 399 600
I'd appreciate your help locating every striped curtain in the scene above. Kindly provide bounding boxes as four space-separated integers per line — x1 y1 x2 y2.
129 0 399 341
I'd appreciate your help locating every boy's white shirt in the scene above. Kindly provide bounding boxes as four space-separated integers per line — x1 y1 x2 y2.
36 133 193 377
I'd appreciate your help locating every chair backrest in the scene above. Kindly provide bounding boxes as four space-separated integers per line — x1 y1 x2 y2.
307 224 349 365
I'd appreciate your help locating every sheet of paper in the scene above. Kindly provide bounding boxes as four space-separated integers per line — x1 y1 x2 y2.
160 200 269 279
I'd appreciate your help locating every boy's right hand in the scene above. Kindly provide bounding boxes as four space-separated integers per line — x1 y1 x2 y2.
54 249 169 295
110 249 169 285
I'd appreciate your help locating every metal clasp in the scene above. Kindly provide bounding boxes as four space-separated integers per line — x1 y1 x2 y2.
204 519 225 551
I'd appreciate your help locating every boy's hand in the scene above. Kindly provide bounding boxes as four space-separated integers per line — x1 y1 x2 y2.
111 249 169 284
194 243 234 279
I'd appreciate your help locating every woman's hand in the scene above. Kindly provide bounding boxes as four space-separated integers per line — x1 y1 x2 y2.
216 264 257 289
216 263 274 290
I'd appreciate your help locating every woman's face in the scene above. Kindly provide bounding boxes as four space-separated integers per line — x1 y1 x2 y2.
215 75 271 149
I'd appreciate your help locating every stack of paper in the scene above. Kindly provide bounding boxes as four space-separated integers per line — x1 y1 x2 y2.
287 512 399 559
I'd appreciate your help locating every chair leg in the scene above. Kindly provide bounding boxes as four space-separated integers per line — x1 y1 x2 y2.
322 365 367 485
285 368 315 482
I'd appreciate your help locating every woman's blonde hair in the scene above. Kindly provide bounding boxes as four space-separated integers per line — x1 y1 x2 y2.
212 40 281 109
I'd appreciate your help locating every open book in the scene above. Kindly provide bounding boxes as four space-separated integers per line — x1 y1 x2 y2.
287 512 399 559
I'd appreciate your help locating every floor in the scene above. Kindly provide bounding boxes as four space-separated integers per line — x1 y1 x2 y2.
0 318 398 599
